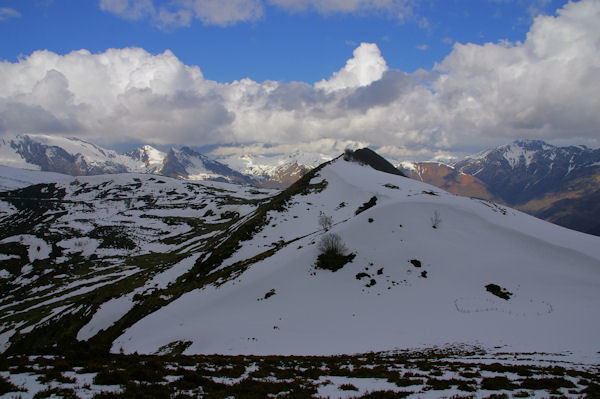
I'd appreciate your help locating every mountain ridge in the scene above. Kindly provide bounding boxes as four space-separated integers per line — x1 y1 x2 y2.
398 139 600 236
0 134 316 187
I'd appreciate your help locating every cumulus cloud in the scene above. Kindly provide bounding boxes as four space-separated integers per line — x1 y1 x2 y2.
432 0 600 144
315 43 388 92
2 0 600 159
0 7 21 20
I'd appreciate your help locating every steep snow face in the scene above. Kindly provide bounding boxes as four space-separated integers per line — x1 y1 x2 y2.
161 147 255 184
0 137 39 170
114 158 600 358
123 145 166 173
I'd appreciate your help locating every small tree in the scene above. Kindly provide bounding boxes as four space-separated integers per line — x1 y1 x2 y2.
431 210 441 229
318 233 347 255
315 233 355 272
318 211 333 231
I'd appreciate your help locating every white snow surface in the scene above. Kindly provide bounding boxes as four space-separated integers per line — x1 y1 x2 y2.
0 165 70 191
113 158 600 358
77 294 135 341
216 150 330 178
502 143 538 168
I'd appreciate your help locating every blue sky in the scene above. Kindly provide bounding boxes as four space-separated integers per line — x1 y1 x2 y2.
0 0 598 160
1 0 567 83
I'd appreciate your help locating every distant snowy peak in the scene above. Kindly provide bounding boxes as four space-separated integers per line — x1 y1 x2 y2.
162 147 255 184
215 150 330 187
0 135 256 184
458 139 600 173
0 134 146 176
124 145 166 173
453 139 600 209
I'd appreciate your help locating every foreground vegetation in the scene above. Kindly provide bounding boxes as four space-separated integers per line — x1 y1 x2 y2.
0 346 598 398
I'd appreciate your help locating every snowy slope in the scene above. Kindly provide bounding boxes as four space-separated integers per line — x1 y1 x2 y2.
0 134 150 175
0 173 275 350
113 157 600 358
0 165 69 191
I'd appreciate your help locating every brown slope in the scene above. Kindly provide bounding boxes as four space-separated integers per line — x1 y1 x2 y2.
398 162 499 202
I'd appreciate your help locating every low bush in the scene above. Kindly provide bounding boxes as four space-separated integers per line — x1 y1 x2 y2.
480 376 517 390
339 383 359 391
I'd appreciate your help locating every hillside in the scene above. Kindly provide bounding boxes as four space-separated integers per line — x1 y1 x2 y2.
0 165 70 192
398 161 497 201
109 157 598 358
1 152 599 397
0 174 274 354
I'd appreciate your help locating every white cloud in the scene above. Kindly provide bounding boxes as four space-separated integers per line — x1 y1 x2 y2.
0 7 21 20
99 0 154 20
433 0 600 145
2 0 600 159
100 0 263 28
190 0 264 26
100 0 417 28
315 42 388 92
267 0 415 19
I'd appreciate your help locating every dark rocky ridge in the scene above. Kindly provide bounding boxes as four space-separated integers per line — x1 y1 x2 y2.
345 148 406 177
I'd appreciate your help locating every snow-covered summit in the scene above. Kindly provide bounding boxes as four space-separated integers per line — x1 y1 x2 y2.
124 145 166 172
216 150 330 181
110 155 600 358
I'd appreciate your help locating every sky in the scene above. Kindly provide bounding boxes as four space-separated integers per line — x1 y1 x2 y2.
0 0 599 161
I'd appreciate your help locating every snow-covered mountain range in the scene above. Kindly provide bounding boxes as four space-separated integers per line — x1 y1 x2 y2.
0 134 327 188
399 140 600 236
2 135 599 236
454 140 600 204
